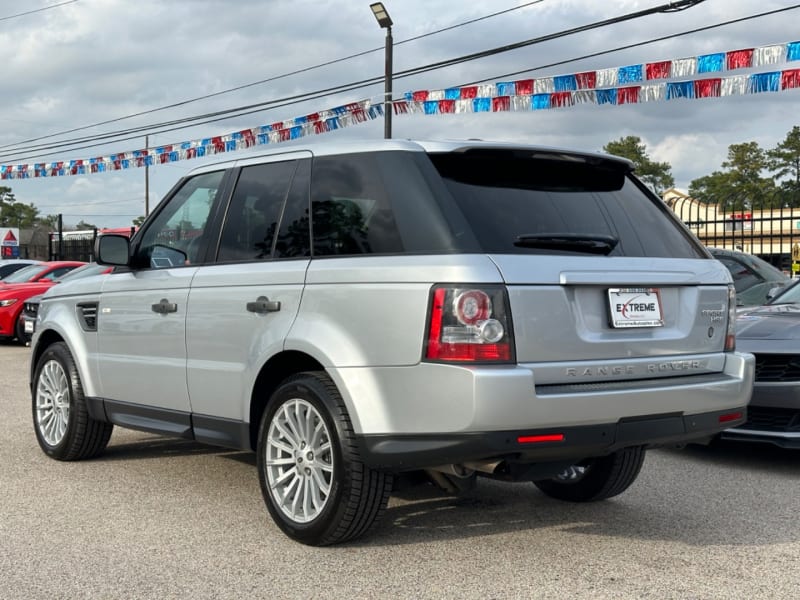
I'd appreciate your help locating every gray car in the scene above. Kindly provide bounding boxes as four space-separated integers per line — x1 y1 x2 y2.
29 139 754 545
723 279 800 448
708 247 790 308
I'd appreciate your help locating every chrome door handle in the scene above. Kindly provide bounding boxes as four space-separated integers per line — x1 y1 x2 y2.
151 298 178 314
246 296 281 314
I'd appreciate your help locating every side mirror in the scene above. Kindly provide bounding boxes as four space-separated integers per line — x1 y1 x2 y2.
96 234 131 266
766 284 786 301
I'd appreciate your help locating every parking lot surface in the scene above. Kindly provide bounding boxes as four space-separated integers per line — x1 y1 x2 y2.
2 343 799 599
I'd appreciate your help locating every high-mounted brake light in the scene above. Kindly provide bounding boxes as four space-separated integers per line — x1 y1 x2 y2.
424 285 514 363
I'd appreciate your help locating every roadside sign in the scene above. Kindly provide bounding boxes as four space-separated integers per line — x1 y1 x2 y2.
0 228 20 258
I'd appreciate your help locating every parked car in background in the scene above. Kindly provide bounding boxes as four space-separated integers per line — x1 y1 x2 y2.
0 259 42 280
0 261 85 342
708 247 790 308
0 261 85 286
722 278 800 448
17 263 113 344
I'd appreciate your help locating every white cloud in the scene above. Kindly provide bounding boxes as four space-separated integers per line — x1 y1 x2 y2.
0 0 798 227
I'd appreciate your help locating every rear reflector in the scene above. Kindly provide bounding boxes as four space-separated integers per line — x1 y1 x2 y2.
718 411 744 424
517 433 565 444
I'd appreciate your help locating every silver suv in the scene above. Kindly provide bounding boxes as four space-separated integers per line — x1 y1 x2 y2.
30 139 754 546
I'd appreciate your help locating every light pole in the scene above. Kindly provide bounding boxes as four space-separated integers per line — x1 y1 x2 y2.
370 2 393 139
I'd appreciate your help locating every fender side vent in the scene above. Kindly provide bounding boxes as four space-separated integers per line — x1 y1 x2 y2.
76 302 99 332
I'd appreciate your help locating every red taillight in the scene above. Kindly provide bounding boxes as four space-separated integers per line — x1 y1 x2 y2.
719 411 744 423
425 285 514 363
517 434 565 444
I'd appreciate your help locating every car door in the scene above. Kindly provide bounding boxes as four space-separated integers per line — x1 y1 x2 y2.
186 154 312 445
96 170 227 433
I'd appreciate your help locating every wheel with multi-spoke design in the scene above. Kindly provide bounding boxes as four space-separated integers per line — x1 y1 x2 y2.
32 342 113 460
257 372 393 546
533 446 646 502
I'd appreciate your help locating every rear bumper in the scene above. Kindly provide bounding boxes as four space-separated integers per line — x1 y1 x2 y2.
721 404 800 449
721 428 800 449
358 408 747 470
330 352 755 436
718 376 800 448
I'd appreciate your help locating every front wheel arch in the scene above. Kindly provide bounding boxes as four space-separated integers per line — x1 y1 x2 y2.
32 341 113 461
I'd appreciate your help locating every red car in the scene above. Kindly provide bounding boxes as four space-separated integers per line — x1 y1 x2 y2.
0 261 85 341
17 262 113 344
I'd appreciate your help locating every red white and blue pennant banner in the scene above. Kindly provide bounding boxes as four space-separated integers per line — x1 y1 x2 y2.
399 41 800 113
0 100 382 179
2 41 799 180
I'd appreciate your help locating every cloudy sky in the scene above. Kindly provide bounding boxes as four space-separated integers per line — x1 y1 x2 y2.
1 0 798 228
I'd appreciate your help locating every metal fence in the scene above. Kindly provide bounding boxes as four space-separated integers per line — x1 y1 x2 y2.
666 193 800 275
48 227 136 262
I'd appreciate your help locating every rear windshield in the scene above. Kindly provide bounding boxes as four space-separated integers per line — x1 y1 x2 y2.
427 149 705 259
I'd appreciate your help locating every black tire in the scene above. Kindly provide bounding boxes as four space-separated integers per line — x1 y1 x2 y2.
533 446 646 502
15 315 29 345
257 372 393 546
32 341 113 461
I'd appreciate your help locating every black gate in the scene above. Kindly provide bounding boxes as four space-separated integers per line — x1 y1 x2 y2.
666 192 800 276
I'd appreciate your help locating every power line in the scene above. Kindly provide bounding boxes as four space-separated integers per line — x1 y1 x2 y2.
0 0 548 151
461 4 800 85
0 0 78 22
0 0 716 162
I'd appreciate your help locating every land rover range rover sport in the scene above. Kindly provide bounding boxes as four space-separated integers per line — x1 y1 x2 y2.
30 139 754 545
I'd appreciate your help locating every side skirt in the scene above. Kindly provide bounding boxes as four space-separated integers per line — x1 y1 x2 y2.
86 397 251 450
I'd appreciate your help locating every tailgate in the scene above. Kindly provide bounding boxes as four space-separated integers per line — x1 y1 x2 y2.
492 255 732 365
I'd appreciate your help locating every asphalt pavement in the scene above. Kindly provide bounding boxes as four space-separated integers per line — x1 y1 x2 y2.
1 343 799 599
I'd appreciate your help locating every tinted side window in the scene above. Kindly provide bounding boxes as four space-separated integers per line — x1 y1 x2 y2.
310 154 404 256
137 171 225 269
46 266 78 279
428 151 705 259
218 161 297 262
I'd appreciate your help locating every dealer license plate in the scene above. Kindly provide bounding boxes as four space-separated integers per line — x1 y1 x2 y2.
608 288 664 328
24 320 34 334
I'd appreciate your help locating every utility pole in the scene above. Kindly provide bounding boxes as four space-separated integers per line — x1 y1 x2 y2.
370 3 393 139
145 134 150 217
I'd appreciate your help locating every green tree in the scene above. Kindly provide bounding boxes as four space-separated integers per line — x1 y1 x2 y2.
603 136 675 195
688 171 737 209
38 214 60 229
74 219 97 230
767 125 800 206
132 215 146 227
0 186 42 228
689 142 777 212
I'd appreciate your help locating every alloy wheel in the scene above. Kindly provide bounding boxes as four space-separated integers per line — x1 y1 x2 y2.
35 359 71 446
265 398 334 523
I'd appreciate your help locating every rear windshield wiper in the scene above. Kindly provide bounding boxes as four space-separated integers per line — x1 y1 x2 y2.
514 233 619 255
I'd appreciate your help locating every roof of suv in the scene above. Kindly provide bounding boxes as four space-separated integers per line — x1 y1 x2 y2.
186 138 635 176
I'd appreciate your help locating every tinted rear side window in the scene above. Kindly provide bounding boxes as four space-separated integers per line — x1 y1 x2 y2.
310 154 404 256
428 150 704 258
218 160 297 262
